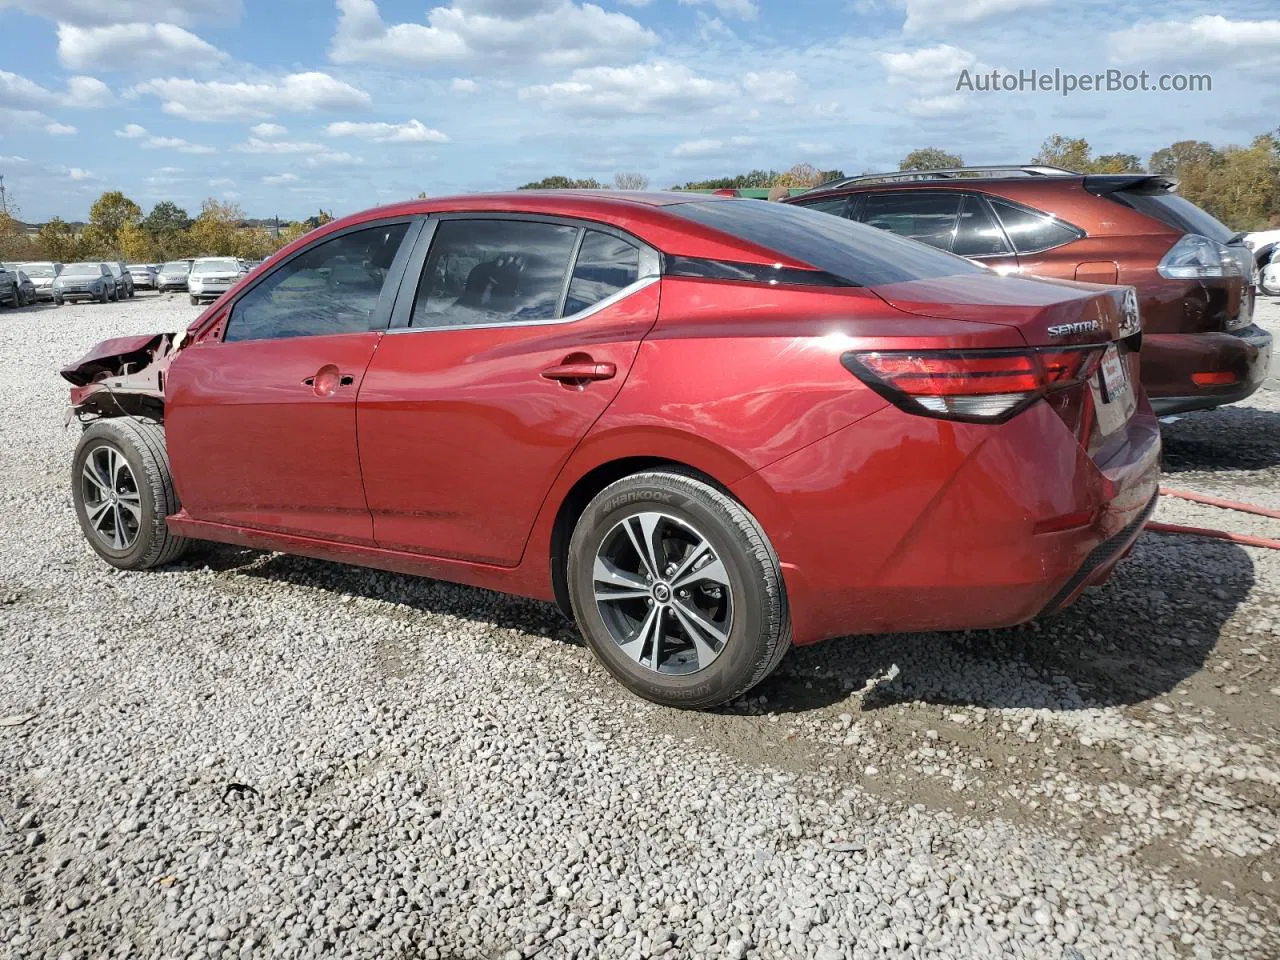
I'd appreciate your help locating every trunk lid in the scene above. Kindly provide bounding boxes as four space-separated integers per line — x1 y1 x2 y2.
867 272 1139 346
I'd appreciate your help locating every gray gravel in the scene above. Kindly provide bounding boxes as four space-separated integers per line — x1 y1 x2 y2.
2 291 1278 958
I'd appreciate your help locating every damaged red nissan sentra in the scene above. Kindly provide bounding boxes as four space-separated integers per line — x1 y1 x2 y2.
62 192 1160 709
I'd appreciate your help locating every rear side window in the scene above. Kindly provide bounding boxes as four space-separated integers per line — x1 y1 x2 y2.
411 219 579 328
859 192 961 251
668 199 984 286
564 231 640 315
792 196 850 217
988 199 1082 254
951 195 1012 257
225 222 409 342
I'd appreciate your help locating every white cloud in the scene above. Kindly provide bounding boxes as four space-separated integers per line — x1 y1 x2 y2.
0 0 237 26
263 173 300 185
330 0 656 68
520 61 735 116
57 23 229 71
234 137 325 154
326 118 450 143
63 75 113 107
678 0 757 21
0 69 111 112
741 70 802 105
115 123 216 153
450 77 477 93
879 44 976 87
131 72 372 121
0 155 31 164
45 121 77 134
672 135 755 157
304 151 363 167
208 177 235 187
1107 16 1280 68
67 167 99 181
249 122 287 138
900 0 1050 34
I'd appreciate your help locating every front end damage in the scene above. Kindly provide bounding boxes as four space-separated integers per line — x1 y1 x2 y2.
60 332 182 422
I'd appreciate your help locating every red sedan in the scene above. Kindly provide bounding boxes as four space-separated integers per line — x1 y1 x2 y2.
62 192 1160 709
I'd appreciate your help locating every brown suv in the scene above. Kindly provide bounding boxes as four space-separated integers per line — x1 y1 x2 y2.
785 166 1268 414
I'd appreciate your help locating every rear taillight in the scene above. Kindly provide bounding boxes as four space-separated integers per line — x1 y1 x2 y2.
842 346 1105 423
1157 234 1248 281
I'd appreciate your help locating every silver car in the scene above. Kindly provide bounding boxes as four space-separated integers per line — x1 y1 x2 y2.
188 257 246 305
1262 249 1280 297
0 263 18 307
53 262 115 303
156 259 193 292
127 263 158 290
20 262 64 302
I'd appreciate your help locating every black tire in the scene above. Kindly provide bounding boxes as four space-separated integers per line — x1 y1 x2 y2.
53 296 64 306
567 470 791 709
71 419 190 570
1261 280 1280 298
2 283 16 307
189 295 199 306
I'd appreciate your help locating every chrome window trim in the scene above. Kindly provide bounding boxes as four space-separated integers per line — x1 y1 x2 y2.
385 273 659 335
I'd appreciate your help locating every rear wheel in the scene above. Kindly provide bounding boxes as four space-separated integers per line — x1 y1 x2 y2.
97 289 108 303
72 419 190 570
1262 278 1280 297
567 470 791 709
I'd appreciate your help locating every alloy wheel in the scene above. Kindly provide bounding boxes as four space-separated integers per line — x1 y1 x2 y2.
80 445 142 551
592 511 733 675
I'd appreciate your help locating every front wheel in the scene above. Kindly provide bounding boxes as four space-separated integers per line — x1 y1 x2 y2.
53 296 64 306
72 419 190 570
1261 279 1280 297
567 470 791 709
189 295 199 306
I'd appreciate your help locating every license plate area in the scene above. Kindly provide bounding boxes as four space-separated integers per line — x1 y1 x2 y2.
1092 344 1135 435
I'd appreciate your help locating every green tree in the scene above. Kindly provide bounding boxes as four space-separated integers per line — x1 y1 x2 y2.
1092 153 1144 173
35 217 81 261
518 176 605 189
1032 135 1093 171
1204 134 1280 230
187 198 244 255
899 148 963 172
142 200 191 235
0 212 36 261
117 221 156 262
87 190 142 253
304 209 334 230
678 170 780 190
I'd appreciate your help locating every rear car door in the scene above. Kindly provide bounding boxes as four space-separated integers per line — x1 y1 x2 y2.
165 219 418 544
357 215 660 565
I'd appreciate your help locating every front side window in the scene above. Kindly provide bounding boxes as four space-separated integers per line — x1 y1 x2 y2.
563 231 640 315
793 196 850 217
859 192 962 251
951 195 1012 257
411 219 579 329
225 222 409 342
988 199 1083 254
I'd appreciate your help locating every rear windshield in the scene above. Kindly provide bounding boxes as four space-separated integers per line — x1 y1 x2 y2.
668 199 985 286
63 263 102 277
1112 188 1234 242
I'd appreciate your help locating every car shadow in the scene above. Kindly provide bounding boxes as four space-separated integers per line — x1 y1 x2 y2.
752 532 1254 714
174 531 1251 717
1160 402 1280 472
175 542 580 646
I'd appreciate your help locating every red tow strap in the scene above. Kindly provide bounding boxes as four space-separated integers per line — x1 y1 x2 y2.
1148 487 1280 550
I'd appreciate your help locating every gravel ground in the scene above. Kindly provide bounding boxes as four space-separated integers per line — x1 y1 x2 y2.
2 291 1279 960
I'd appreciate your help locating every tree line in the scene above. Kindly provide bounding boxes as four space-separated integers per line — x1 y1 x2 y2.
0 192 334 264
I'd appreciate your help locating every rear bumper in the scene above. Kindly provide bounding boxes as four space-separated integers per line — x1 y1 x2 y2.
731 399 1162 646
1144 325 1272 414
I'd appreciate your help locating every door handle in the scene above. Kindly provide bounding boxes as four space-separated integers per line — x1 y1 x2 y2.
303 365 354 397
541 360 617 383
303 375 354 386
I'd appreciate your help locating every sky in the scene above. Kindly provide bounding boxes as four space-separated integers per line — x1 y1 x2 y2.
1 0 1278 222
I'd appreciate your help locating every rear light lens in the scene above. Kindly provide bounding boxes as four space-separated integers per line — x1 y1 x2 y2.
842 346 1105 423
1157 234 1247 281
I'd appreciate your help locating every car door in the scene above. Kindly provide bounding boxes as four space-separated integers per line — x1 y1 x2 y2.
165 218 419 544
357 215 661 565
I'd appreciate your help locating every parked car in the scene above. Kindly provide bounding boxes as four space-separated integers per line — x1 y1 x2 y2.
187 256 246 305
0 263 18 307
127 263 158 290
107 261 135 299
60 193 1159 709
19 261 63 301
787 166 1268 415
1262 248 1280 297
12 270 37 306
53 262 115 303
1244 229 1280 277
156 260 193 292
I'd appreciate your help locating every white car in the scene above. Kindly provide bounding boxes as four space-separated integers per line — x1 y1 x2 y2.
188 257 247 305
1261 248 1280 297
